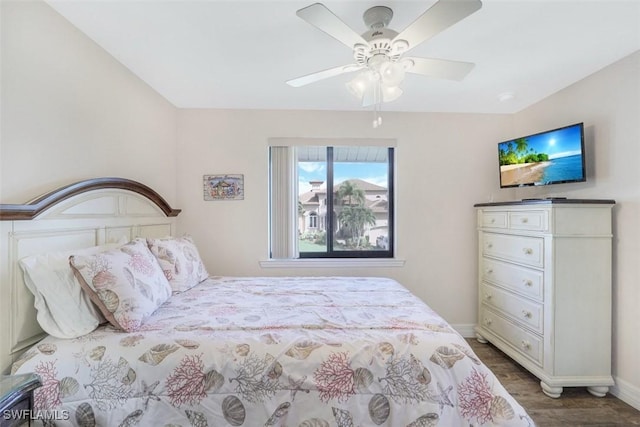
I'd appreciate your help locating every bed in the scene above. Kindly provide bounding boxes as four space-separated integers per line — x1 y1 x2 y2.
0 178 535 426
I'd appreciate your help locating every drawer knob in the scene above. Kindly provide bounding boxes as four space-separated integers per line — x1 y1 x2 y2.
523 279 533 287
521 217 529 223
487 243 493 249
490 218 496 223
521 340 531 350
522 310 532 319
486 268 493 275
523 248 533 255
485 318 493 326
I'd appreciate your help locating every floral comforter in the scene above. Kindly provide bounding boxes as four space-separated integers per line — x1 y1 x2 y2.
12 276 535 426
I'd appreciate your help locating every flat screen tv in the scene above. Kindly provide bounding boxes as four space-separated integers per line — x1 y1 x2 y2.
498 122 586 188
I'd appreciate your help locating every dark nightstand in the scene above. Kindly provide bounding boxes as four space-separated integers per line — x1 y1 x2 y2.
0 374 41 427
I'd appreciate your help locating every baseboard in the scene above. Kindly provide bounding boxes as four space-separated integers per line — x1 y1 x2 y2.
610 376 640 411
452 323 477 338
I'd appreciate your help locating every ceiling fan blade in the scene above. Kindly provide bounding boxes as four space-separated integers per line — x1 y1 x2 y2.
403 57 475 81
393 0 482 53
296 3 368 49
286 64 362 87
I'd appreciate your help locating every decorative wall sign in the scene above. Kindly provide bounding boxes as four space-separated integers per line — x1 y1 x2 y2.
203 174 244 201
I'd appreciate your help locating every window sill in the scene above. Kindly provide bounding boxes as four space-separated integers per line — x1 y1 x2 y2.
259 258 406 268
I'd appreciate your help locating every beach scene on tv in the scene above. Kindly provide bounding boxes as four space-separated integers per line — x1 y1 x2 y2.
499 124 585 187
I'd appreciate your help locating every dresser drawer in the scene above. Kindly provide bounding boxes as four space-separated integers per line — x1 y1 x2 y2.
482 233 544 268
479 211 508 229
509 210 548 231
480 282 543 333
479 307 543 366
481 258 543 301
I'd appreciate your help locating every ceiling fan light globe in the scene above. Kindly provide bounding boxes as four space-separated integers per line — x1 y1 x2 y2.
380 61 406 86
346 72 370 99
382 85 403 103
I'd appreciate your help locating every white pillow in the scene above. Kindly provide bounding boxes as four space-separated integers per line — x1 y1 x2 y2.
19 239 127 339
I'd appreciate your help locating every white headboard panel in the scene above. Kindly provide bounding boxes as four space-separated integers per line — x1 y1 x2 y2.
0 178 180 373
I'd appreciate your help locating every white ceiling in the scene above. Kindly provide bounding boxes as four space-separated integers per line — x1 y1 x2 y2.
45 0 640 114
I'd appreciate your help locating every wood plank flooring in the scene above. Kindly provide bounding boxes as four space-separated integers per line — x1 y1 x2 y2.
466 339 640 426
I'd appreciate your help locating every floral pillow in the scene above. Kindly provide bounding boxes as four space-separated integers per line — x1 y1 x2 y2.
146 235 209 293
69 238 172 332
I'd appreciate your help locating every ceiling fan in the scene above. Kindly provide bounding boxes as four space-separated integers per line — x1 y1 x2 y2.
287 0 482 113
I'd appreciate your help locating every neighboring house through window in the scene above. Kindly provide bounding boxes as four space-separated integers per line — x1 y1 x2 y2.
269 138 395 259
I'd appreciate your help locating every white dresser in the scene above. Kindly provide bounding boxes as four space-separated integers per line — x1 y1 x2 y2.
474 199 615 398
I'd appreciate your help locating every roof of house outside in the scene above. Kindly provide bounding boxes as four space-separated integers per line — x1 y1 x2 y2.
299 178 387 204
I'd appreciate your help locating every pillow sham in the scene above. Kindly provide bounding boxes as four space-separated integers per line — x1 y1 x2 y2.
19 239 126 339
69 238 172 332
146 235 209 292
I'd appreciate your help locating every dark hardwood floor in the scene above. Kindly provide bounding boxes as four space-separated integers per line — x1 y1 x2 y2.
466 339 640 426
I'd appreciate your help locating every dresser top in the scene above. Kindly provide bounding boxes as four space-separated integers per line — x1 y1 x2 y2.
474 198 615 207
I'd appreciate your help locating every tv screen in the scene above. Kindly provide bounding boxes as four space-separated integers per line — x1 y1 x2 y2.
498 122 586 188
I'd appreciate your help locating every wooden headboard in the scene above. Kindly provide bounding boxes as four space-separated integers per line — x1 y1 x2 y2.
0 178 180 374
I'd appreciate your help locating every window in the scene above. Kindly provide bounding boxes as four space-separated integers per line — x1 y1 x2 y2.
269 142 394 259
308 212 318 229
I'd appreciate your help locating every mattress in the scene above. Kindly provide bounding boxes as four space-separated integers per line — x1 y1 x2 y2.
12 276 534 426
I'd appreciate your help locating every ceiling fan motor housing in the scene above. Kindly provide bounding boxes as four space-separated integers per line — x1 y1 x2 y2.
354 27 405 67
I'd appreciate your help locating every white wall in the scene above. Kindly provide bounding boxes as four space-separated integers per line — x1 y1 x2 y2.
176 108 512 331
512 51 640 408
0 0 178 205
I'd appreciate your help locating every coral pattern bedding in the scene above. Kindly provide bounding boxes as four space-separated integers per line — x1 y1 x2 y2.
12 276 534 426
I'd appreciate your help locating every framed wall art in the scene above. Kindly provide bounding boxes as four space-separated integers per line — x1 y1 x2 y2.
203 174 244 201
